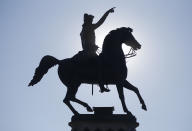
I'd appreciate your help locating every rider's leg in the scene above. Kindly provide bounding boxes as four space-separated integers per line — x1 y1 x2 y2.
88 51 109 93
97 58 110 93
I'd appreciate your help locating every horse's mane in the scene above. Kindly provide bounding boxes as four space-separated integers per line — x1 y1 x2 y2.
102 27 133 48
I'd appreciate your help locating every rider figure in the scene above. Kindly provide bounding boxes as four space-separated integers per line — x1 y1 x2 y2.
80 7 115 93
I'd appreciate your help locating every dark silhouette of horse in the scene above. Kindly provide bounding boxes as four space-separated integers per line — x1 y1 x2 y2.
28 27 147 115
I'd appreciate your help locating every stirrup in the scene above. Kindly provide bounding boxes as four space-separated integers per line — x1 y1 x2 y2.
100 88 110 93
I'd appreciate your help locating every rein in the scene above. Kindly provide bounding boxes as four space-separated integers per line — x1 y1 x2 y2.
125 48 137 59
97 47 137 59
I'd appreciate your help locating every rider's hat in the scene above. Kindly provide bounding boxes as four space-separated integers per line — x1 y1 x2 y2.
84 13 94 23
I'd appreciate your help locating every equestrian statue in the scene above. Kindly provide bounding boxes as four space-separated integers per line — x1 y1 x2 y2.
28 8 147 116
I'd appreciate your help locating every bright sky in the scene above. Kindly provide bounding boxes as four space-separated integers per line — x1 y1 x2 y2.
1 0 192 131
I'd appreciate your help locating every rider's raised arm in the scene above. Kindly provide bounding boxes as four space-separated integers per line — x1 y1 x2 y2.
93 7 115 29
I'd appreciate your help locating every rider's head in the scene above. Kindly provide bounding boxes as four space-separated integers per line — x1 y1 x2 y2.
84 13 94 24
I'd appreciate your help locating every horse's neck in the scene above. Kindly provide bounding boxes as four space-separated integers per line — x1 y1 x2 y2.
101 42 125 61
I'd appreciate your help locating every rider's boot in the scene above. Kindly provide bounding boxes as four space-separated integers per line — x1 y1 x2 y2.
99 84 110 93
98 65 110 93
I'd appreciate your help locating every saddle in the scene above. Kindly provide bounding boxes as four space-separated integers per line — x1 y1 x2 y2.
73 51 98 62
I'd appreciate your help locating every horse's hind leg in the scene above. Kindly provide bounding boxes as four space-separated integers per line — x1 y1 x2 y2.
63 83 92 114
63 84 80 115
71 98 93 112
123 80 147 111
69 84 93 112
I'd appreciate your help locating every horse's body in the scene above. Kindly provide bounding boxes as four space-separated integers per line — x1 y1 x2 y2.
29 27 147 115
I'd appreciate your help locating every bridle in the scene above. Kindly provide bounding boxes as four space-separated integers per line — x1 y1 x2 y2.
125 47 137 59
97 47 137 59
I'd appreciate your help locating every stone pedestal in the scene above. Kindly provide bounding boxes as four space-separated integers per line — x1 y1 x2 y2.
69 107 139 131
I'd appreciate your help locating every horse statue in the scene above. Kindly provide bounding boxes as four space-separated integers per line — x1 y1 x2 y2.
28 27 147 115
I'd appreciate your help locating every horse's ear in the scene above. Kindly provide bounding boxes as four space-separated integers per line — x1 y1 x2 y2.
127 27 133 32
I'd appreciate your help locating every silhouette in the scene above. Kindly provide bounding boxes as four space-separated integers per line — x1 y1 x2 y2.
28 27 147 115
80 7 115 56
80 7 115 93
69 107 139 131
84 128 90 131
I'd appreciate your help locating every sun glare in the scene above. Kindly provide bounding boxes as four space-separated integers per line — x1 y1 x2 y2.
96 30 107 49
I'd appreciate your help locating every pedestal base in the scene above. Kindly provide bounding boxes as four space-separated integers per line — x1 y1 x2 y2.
69 107 139 131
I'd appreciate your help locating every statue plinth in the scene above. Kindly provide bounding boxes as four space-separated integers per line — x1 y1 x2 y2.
69 107 139 131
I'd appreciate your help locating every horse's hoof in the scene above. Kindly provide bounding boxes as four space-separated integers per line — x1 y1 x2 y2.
142 105 147 111
87 107 93 112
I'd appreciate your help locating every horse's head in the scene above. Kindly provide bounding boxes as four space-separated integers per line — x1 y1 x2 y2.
102 27 141 54
120 27 141 50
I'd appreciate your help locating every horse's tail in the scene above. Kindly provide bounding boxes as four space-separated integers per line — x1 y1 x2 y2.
28 55 59 86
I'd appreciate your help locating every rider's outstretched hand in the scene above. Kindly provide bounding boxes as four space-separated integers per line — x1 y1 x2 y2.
108 7 115 13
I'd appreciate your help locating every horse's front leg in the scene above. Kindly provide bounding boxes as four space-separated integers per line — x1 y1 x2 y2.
116 84 133 117
123 80 147 111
